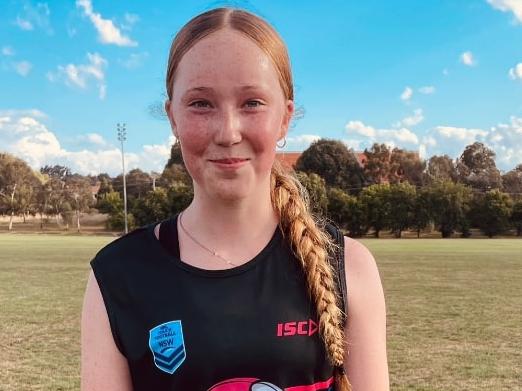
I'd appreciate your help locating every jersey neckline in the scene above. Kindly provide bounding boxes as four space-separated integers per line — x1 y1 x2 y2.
146 214 284 278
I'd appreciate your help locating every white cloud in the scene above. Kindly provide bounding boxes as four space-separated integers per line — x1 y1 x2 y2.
380 128 419 144
285 134 321 151
0 110 173 175
486 116 522 168
0 109 47 118
2 46 15 56
487 0 522 23
346 120 419 145
343 139 363 151
422 135 437 147
47 52 107 99
400 86 413 101
13 61 32 76
77 132 107 146
122 13 140 30
119 52 149 69
396 109 424 128
76 0 138 47
99 84 106 100
346 120 376 137
509 62 522 80
419 143 428 159
14 2 52 34
436 126 488 143
460 51 476 66
15 16 33 30
418 86 435 94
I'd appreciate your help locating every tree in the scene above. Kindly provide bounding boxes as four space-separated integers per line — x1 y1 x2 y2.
359 184 391 238
424 155 458 184
510 200 522 236
113 169 152 200
158 163 191 189
327 187 351 230
295 139 365 194
363 143 393 185
63 174 94 232
327 187 367 237
132 188 171 226
387 182 417 238
165 141 185 168
0 153 39 230
41 165 72 179
96 191 123 215
412 188 432 238
389 148 426 186
168 182 193 215
502 164 522 196
96 173 114 197
107 211 136 231
456 142 502 191
295 171 328 216
424 180 472 238
474 190 512 238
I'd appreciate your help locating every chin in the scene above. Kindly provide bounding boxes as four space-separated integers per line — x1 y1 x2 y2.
211 184 252 202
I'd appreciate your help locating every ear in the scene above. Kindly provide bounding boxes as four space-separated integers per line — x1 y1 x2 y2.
279 99 295 140
165 100 178 138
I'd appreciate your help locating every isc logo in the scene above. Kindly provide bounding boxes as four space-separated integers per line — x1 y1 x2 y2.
276 319 318 337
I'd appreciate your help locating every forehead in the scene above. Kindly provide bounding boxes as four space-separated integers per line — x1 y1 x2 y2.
173 29 281 94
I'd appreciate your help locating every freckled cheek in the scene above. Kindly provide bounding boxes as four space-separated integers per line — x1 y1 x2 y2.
177 117 213 156
246 120 280 171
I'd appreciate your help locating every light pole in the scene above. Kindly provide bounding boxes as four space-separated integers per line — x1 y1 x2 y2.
117 123 128 234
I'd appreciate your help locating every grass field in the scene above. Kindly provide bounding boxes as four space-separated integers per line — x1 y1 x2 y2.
0 234 521 390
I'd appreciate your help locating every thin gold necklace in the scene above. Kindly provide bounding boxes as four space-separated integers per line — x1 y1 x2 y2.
178 211 238 267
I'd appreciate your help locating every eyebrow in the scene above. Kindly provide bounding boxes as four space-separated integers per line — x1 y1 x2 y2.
182 85 264 97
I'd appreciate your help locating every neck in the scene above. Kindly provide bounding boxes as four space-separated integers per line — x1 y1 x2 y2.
181 182 279 247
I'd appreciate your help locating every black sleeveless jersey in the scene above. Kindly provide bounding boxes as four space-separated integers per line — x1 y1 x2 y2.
90 215 345 391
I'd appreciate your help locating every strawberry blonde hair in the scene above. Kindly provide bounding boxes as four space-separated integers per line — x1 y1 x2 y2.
165 8 350 390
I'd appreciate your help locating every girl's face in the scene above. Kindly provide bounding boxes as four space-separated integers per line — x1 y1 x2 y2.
166 29 294 202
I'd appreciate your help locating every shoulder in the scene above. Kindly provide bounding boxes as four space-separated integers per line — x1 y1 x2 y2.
343 237 381 285
342 237 389 387
93 225 151 264
342 236 386 319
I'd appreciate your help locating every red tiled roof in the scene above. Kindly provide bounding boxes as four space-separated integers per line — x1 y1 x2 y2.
276 151 369 169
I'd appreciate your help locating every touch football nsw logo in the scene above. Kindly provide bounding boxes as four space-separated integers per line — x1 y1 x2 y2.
148 320 186 374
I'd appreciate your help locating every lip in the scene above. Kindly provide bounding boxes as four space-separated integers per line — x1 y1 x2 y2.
208 157 250 169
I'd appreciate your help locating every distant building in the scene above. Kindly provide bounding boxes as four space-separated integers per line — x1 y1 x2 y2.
275 151 369 170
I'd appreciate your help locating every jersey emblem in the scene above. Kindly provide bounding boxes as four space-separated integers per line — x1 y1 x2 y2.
148 320 186 374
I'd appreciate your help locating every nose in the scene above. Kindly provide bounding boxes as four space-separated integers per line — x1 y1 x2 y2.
213 106 242 146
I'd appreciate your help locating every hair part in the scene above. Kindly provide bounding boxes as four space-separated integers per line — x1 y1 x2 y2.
166 8 349 389
165 7 293 101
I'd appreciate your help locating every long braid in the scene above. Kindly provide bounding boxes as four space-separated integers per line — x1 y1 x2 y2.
270 161 351 391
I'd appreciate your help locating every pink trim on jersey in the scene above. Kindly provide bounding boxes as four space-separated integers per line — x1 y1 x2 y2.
285 376 334 391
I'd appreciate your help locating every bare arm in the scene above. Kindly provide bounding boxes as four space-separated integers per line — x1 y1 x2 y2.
81 271 133 391
343 237 389 390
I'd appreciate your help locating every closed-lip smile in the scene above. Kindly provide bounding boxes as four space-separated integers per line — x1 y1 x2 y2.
209 158 250 163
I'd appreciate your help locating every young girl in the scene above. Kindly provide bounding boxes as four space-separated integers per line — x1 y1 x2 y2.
81 7 389 391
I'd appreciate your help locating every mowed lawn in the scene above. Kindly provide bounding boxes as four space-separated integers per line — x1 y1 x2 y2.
0 235 521 390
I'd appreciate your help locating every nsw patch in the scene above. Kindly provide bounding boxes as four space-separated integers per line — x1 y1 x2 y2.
149 320 186 374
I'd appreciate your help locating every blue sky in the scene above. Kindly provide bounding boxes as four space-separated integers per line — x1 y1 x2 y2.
1 0 522 175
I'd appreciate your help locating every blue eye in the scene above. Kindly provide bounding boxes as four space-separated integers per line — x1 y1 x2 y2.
189 100 210 108
245 100 264 108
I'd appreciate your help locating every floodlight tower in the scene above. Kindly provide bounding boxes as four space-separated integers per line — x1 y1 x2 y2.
117 123 128 234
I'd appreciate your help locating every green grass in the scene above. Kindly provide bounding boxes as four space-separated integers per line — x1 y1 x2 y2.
360 239 522 391
0 235 521 390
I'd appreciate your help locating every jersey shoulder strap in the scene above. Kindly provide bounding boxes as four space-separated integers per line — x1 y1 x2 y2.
324 222 348 323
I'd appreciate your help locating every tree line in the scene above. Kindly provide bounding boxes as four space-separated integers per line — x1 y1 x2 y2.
1 139 521 237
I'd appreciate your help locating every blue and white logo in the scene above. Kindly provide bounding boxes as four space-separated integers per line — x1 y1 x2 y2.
149 320 186 374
